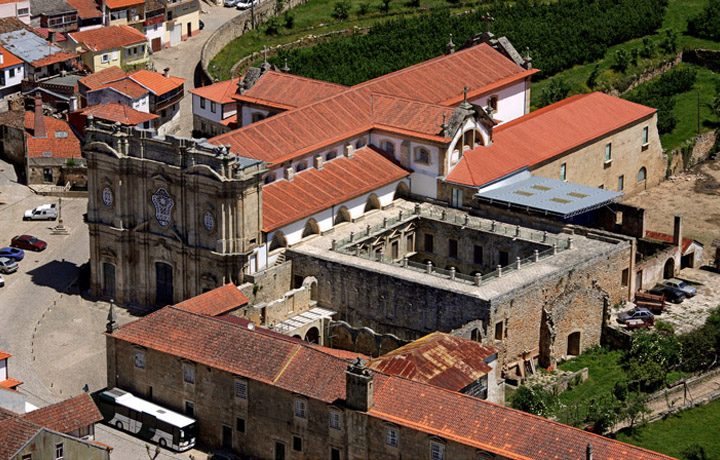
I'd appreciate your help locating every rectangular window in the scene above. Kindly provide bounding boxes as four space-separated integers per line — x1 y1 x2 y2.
473 245 483 264
101 54 110 63
431 442 445 460
424 234 434 253
236 417 245 433
642 126 649 145
182 362 195 384
211 101 216 113
329 410 341 430
292 436 303 452
200 97 206 109
234 379 248 400
406 234 414 253
495 321 504 341
386 428 398 447
133 350 145 369
448 239 458 259
8 68 14 78
22 455 32 460
185 400 194 417
330 448 341 460
604 143 612 163
560 162 567 181
621 268 629 287
294 399 307 419
55 443 64 460
17 7 29 15
488 95 498 111
499 250 509 267
618 175 625 191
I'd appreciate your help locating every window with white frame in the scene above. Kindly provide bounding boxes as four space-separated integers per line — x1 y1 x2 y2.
234 378 248 400
604 142 612 163
430 441 445 460
386 427 399 447
329 410 341 430
294 399 307 419
414 147 431 165
182 362 195 384
642 126 649 145
55 443 64 460
133 349 145 369
101 54 110 63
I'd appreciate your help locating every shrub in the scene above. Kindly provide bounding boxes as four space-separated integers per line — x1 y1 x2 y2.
624 329 681 391
331 0 351 20
284 12 295 29
357 2 370 16
538 78 571 107
586 64 600 89
613 49 630 72
379 0 391 13
682 444 709 460
265 16 281 35
510 385 557 417
688 0 720 41
640 37 655 59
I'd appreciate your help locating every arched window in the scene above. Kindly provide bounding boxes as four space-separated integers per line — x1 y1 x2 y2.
335 206 351 224
382 140 395 155
394 182 410 200
269 231 287 251
637 166 647 182
296 161 307 172
302 219 320 238
414 147 431 165
365 194 381 212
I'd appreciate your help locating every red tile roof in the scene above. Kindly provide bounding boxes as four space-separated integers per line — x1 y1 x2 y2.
369 332 495 392
129 69 184 96
191 78 240 104
236 71 347 109
22 394 102 434
93 78 148 99
66 0 102 18
210 43 531 165
0 45 23 70
104 0 143 8
69 25 146 52
33 28 68 42
24 112 81 159
0 350 10 360
79 66 127 91
446 92 657 187
111 306 671 460
31 51 78 68
0 412 42 460
174 283 250 316
262 146 409 231
0 378 23 390
644 230 696 254
76 103 157 126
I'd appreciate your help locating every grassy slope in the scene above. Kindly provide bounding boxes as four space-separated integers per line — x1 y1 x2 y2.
617 399 720 458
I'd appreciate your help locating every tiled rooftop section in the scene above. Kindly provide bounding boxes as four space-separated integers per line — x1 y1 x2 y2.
236 71 347 109
173 283 249 316
22 393 102 434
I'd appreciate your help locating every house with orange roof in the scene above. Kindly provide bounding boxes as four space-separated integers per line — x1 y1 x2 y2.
101 0 144 27
0 350 22 391
67 24 149 72
0 25 80 81
66 0 103 30
105 304 673 460
0 43 23 96
190 77 240 136
69 102 158 135
0 0 30 25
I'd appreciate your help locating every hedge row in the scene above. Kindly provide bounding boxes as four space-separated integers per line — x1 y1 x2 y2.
270 0 668 86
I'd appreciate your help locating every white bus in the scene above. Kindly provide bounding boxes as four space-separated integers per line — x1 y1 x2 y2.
97 388 197 451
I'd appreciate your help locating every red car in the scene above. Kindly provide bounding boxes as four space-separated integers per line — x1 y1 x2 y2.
11 235 47 252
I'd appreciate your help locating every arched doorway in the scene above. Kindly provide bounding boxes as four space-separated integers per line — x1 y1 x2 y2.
155 262 173 306
335 206 351 225
567 332 581 356
304 327 320 344
302 219 320 238
394 182 410 200
364 193 381 212
663 258 675 279
269 231 287 251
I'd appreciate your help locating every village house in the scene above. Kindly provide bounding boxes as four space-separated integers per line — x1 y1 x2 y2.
0 43 23 97
67 24 149 72
190 77 239 137
105 305 672 460
0 23 80 81
0 350 22 392
0 0 29 24
29 0 78 32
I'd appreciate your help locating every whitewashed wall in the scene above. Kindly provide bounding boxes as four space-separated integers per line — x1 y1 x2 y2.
470 79 527 125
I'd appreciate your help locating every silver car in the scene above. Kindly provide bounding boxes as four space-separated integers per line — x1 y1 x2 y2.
0 257 18 274
224 0 239 6
662 278 697 297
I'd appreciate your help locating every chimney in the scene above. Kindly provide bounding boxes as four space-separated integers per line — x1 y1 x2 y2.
48 30 55 44
285 166 295 182
345 358 373 412
345 144 354 158
163 67 170 78
313 155 323 170
33 93 46 139
673 215 682 250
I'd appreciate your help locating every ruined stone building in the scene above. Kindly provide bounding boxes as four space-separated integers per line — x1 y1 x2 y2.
105 305 672 460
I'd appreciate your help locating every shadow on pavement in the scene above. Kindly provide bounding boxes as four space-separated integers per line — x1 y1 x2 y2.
26 259 81 293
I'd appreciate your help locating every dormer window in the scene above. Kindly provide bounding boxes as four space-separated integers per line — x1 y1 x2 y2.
414 147 431 165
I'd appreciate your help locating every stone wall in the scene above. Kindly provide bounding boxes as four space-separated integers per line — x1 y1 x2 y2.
328 320 409 357
242 259 293 303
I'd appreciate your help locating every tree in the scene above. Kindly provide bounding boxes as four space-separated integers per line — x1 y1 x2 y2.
265 16 281 35
586 64 600 89
284 12 295 29
625 330 681 391
682 444 709 460
630 48 640 66
613 49 630 72
539 78 571 107
379 0 391 13
640 37 655 59
331 0 350 20
357 2 370 16
661 28 678 54
510 385 557 417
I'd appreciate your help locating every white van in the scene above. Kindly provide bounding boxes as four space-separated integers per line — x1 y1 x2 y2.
23 204 57 221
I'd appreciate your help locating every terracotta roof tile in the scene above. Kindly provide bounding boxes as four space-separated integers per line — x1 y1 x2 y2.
22 394 102 434
31 51 78 68
0 415 41 459
24 112 81 159
0 350 11 360
69 25 146 52
445 92 657 187
644 230 696 254
0 378 23 389
76 103 157 126
262 146 409 231
92 78 148 99
129 69 184 96
190 78 240 104
79 66 127 91
111 306 671 460
0 45 23 69
236 71 347 109
104 0 143 8
369 332 495 392
174 283 249 316
66 0 102 18
34 28 68 42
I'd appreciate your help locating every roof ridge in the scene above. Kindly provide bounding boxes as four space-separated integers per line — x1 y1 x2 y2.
263 70 348 89
494 92 591 132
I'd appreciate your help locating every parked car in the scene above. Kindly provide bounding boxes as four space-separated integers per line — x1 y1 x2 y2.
224 0 239 6
23 203 57 221
236 0 259 9
0 247 24 261
0 274 4 287
662 278 697 298
617 307 655 325
649 284 686 304
0 257 18 274
10 235 47 252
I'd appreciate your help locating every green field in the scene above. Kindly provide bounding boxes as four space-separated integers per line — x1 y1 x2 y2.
617 399 720 459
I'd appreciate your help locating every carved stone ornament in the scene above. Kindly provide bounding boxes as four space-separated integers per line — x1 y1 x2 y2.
151 188 174 227
203 211 215 232
102 186 113 207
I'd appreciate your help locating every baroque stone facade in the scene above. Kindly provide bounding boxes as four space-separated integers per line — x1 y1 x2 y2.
85 120 265 306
